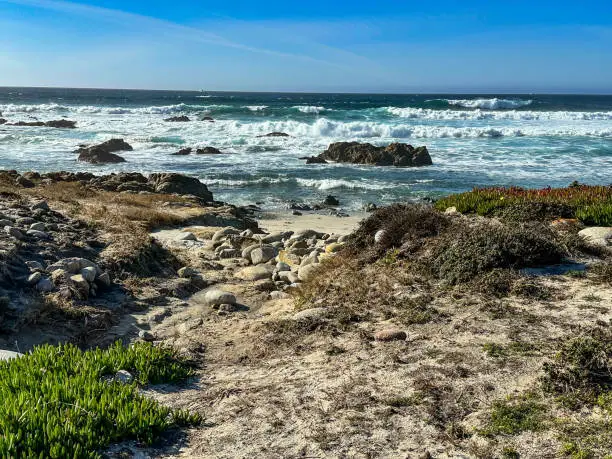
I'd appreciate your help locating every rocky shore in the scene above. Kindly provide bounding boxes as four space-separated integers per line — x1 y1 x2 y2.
0 170 610 458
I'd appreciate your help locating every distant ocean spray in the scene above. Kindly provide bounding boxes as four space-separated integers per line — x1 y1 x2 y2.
0 88 611 210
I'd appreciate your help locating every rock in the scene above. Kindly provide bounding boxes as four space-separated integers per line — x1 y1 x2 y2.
35 277 54 292
29 222 46 232
250 245 278 265
96 272 111 287
269 291 291 300
0 219 12 227
44 119 77 128
261 231 293 244
217 303 236 313
578 227 612 247
235 264 275 281
175 232 197 241
114 370 134 384
375 329 407 342
164 115 190 122
300 254 318 267
0 118 6 125
27 272 42 285
76 139 132 164
50 269 69 284
16 217 35 225
0 350 22 361
257 132 290 137
276 262 291 272
4 226 24 240
323 195 340 206
200 116 214 122
241 244 260 261
292 307 327 321
81 267 97 282
178 267 198 278
298 263 321 282
444 206 458 214
204 289 237 306
363 203 377 212
26 229 50 240
15 176 35 188
278 271 299 284
292 210 302 216
277 250 302 267
47 258 99 275
78 147 126 164
374 229 386 244
172 148 192 156
138 330 155 341
240 229 254 238
148 173 213 201
70 274 90 297
25 261 44 271
318 142 432 167
195 147 223 155
212 227 240 242
304 156 327 164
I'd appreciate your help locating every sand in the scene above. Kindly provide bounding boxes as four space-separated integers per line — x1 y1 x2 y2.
256 211 367 236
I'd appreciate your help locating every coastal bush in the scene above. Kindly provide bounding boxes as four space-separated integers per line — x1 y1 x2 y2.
348 204 450 258
0 341 200 458
426 221 566 284
435 184 612 225
481 395 545 436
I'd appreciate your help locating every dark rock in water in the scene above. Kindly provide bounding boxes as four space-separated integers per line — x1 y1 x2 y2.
78 147 126 164
15 176 35 188
301 156 327 164
172 148 192 156
257 132 290 137
44 119 77 128
292 210 302 216
148 173 213 201
318 142 432 167
7 120 76 128
196 147 222 155
0 119 6 125
290 202 312 211
164 115 190 122
75 138 133 163
323 195 340 206
201 116 214 122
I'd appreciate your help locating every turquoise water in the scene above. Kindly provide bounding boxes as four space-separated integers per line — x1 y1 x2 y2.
0 88 610 209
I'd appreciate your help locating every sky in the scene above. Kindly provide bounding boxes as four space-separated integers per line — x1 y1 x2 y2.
1 0 611 93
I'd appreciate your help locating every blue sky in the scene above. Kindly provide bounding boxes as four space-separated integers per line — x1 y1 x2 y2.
1 0 611 92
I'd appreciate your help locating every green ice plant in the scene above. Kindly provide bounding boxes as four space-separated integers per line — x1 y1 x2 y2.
0 341 201 458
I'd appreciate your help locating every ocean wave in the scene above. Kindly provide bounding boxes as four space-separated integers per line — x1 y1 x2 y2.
443 98 533 109
384 107 612 121
295 178 391 190
293 105 326 114
217 118 612 139
243 105 268 111
0 103 233 115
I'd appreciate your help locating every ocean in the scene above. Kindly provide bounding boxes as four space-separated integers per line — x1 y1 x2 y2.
0 87 611 210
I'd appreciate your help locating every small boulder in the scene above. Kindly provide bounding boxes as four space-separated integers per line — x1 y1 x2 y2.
4 226 25 240
257 132 290 137
164 115 190 122
172 148 192 156
212 227 240 242
292 307 327 321
578 227 612 247
235 265 275 281
196 147 223 155
15 176 35 188
375 329 407 342
178 267 198 278
36 277 54 293
114 370 134 384
250 245 278 265
323 195 340 206
70 274 90 297
97 272 112 287
297 263 321 282
204 290 237 306
81 267 97 283
175 232 197 241
27 272 43 285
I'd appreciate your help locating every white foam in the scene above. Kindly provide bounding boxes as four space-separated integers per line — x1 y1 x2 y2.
444 98 533 109
295 178 392 190
385 107 612 121
293 105 326 114
243 105 268 111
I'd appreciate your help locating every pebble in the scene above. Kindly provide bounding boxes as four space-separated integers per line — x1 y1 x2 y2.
375 329 407 342
204 289 237 306
114 370 134 384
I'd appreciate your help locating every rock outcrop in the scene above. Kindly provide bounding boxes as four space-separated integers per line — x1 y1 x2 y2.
316 142 432 167
196 147 223 155
7 120 76 128
257 132 290 137
148 173 213 201
164 116 190 122
76 139 133 164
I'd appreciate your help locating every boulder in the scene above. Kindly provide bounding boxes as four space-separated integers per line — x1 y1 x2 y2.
148 173 213 201
70 274 90 297
303 156 327 164
250 245 278 265
78 147 126 164
375 329 407 342
172 148 192 156
235 265 275 281
317 142 432 167
15 176 35 188
164 116 190 122
44 119 77 128
35 277 54 293
212 227 240 242
195 147 223 155
578 227 612 247
257 132 290 137
204 290 237 306
76 138 132 155
323 195 340 206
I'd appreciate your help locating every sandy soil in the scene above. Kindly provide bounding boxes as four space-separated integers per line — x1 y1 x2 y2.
257 211 366 236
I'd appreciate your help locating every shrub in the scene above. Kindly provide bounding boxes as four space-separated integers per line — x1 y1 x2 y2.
481 395 545 436
435 185 612 225
427 221 567 285
0 341 200 458
348 204 450 258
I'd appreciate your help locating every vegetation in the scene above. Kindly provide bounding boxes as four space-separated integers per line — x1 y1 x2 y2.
481 395 545 436
435 184 612 225
0 341 200 458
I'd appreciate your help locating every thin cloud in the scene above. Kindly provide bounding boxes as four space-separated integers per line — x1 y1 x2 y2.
0 0 351 68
